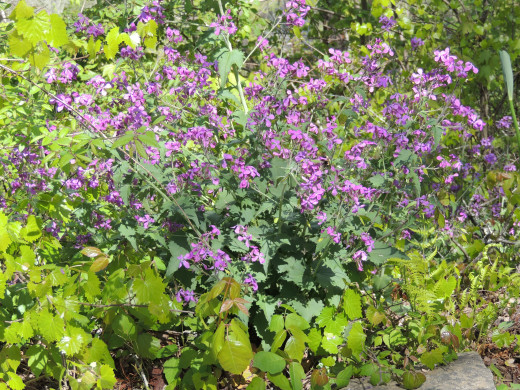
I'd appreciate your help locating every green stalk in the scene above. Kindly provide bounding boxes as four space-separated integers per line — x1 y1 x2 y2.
500 50 520 163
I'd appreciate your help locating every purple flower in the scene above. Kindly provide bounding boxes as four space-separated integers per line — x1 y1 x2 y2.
379 15 396 31
353 250 368 271
411 37 424 50
244 274 258 292
484 153 497 165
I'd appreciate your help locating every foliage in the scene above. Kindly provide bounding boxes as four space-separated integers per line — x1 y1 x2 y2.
0 0 519 389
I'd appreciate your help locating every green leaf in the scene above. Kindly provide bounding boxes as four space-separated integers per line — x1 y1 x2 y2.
343 289 362 320
346 322 366 357
336 366 353 387
38 309 64 342
217 49 244 88
253 351 286 374
420 348 443 370
402 371 426 390
29 44 50 69
7 372 24 390
8 32 32 57
133 269 165 304
136 333 161 359
285 313 309 331
267 373 292 390
500 50 514 100
112 131 134 149
21 215 41 242
137 19 158 49
48 14 68 47
111 313 138 341
289 362 305 390
271 330 287 353
105 26 120 60
135 140 148 158
247 377 266 390
10 0 34 20
138 131 159 147
57 326 91 355
27 345 47 377
369 242 408 265
307 328 322 353
97 365 117 389
81 246 104 258
284 335 306 362
217 319 253 374
269 314 285 333
166 235 191 278
87 35 101 60
16 10 50 45
211 322 225 359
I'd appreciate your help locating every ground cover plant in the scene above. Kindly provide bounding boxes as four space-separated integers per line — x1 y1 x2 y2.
0 0 519 389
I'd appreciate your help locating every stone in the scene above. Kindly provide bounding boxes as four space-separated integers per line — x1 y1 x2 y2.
342 352 496 390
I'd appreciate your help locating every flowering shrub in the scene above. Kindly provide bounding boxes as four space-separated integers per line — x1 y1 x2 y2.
0 0 519 389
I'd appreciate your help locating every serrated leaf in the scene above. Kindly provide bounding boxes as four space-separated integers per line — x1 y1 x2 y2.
98 365 117 389
112 313 137 341
10 0 34 20
217 49 244 88
90 255 109 272
336 366 353 387
16 10 50 45
87 35 101 60
7 372 24 390
343 289 362 320
420 348 443 370
346 322 366 356
57 326 91 355
133 268 165 304
21 215 41 242
138 131 159 147
48 14 68 47
135 140 147 158
402 371 426 389
289 362 305 390
38 309 64 342
27 345 47 377
105 26 120 60
8 32 32 57
217 319 253 374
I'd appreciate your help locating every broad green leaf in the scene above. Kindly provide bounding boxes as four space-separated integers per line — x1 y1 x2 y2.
307 328 322 353
211 322 225 359
253 351 286 374
271 329 287 352
217 49 244 88
135 333 161 359
420 348 443 370
90 255 109 272
48 14 68 47
217 320 253 374
57 326 91 355
112 132 134 149
135 140 147 158
16 10 50 45
316 307 334 328
138 131 159 147
285 313 309 331
8 32 32 57
21 215 41 242
267 373 292 390
402 371 426 390
87 35 101 60
0 345 21 372
83 339 114 368
289 362 305 390
137 19 158 49
104 26 120 60
284 335 305 362
164 358 181 385
346 322 366 357
133 268 166 304
247 377 266 390
97 365 117 389
7 372 24 390
27 345 48 377
336 366 353 387
269 314 285 333
38 309 64 342
10 0 34 20
366 306 385 326
111 313 138 341
343 289 362 320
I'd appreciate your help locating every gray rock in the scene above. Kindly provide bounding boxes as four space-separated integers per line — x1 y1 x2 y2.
342 352 496 390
